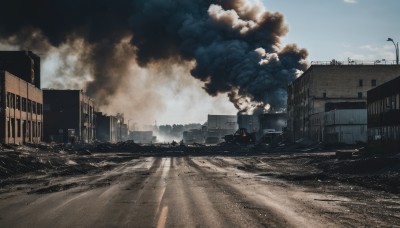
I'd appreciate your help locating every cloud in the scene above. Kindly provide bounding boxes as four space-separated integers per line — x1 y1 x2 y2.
344 0 357 3
338 44 395 62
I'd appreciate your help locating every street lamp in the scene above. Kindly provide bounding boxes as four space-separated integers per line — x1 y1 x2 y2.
387 38 399 65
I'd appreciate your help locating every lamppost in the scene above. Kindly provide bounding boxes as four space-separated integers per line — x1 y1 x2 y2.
387 38 399 65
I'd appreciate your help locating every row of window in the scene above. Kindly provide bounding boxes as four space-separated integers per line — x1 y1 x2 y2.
7 118 42 138
359 79 377 87
6 92 43 115
322 92 363 99
368 94 399 115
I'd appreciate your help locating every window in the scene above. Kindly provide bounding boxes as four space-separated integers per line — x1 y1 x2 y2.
359 79 363 87
16 95 21 110
11 118 15 138
12 94 15 109
17 119 21 137
38 122 41 138
358 92 363 99
37 103 42 115
7 119 11 138
371 79 377 87
323 93 326 98
32 101 37 114
22 98 27 112
27 99 31 112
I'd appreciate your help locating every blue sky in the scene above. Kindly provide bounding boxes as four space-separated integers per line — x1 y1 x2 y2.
262 0 400 62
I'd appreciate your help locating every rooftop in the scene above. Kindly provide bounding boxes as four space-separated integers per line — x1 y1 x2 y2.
310 59 397 65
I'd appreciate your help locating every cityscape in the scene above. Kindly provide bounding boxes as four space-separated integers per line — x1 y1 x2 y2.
0 0 399 227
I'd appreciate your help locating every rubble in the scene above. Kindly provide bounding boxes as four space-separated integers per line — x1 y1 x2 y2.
0 142 399 194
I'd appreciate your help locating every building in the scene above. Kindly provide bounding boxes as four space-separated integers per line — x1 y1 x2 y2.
207 115 238 131
237 114 260 133
0 51 41 89
0 71 43 144
43 90 95 143
287 63 400 143
367 76 400 152
129 131 153 144
96 112 128 143
323 109 367 144
206 115 238 143
96 112 117 143
259 113 287 133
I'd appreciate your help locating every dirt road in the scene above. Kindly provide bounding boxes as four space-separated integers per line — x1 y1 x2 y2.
0 154 399 227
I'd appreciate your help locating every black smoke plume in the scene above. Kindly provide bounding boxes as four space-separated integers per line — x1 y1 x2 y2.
0 0 308 112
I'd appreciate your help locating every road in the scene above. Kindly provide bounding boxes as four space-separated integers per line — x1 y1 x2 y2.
0 155 399 227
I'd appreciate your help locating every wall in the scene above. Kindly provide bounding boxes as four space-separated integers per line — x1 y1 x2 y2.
288 64 400 142
1 71 43 144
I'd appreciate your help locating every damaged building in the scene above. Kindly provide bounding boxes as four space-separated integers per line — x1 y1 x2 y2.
367 76 400 152
43 90 95 143
206 115 238 144
96 112 127 143
0 51 43 145
0 71 43 144
287 63 400 144
237 113 287 143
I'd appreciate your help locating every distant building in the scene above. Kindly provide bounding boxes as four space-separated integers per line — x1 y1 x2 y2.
207 115 238 131
206 115 238 143
237 114 260 133
367 76 400 152
259 113 287 132
287 64 400 144
96 112 127 143
0 71 43 144
129 131 153 144
43 90 95 143
0 51 41 89
96 112 116 143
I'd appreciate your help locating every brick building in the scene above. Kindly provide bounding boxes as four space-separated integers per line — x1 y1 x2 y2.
43 90 95 143
0 71 43 144
287 63 400 143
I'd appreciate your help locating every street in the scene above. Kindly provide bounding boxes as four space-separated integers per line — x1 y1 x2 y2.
0 153 399 227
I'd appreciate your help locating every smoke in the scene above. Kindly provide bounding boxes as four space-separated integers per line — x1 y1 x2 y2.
0 0 308 115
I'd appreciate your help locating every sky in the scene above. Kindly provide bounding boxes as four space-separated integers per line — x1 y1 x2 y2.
46 0 400 125
263 0 400 62
160 0 400 125
2 0 400 126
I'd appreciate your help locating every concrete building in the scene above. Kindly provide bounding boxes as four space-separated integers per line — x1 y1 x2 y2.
43 90 95 143
237 114 260 133
0 71 43 144
287 64 400 143
96 112 117 143
129 131 153 144
206 115 238 143
96 112 128 143
367 76 400 152
259 113 287 133
323 109 367 144
207 115 238 130
0 51 41 89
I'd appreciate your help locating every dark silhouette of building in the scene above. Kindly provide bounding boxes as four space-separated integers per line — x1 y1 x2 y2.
367 76 400 152
0 51 41 89
43 90 95 143
0 71 43 144
96 112 128 143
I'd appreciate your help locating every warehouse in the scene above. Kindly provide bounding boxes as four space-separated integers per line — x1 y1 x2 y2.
367 76 400 152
